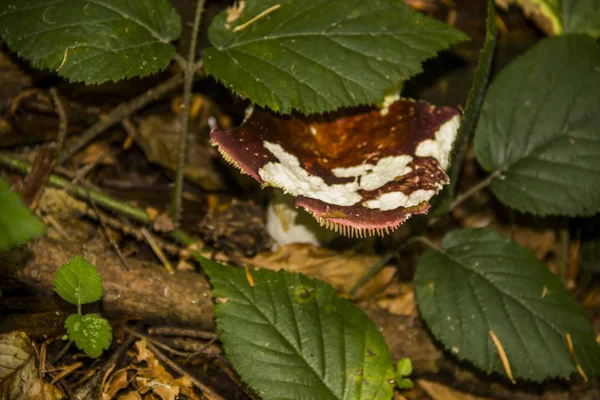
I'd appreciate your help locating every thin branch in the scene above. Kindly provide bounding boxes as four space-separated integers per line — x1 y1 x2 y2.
57 73 183 164
169 0 207 224
49 88 68 152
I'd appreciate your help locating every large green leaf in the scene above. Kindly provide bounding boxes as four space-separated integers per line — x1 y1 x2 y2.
204 0 468 114
414 228 600 382
0 0 181 83
474 35 600 216
54 255 103 306
0 177 45 252
202 258 395 400
562 0 600 37
65 313 112 358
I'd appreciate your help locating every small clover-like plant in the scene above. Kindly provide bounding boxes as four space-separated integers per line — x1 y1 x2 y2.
54 256 112 358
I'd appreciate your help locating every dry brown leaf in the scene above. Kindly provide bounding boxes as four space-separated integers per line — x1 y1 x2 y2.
0 331 65 400
131 340 200 400
152 212 175 233
377 284 417 316
418 379 491 400
73 140 117 165
118 391 142 400
102 368 130 399
246 243 395 300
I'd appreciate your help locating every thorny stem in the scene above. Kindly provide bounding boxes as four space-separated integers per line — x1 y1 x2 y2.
0 152 206 254
57 73 184 165
448 169 502 212
169 0 207 225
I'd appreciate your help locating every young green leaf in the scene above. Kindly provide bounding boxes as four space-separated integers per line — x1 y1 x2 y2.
562 0 600 37
498 0 561 35
204 0 468 114
54 256 103 306
414 228 600 382
0 177 45 252
474 35 600 217
394 358 413 390
430 0 497 215
65 314 112 358
0 0 181 84
202 257 395 400
395 358 412 377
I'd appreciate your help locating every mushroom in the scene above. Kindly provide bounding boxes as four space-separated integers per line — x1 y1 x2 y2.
211 98 460 237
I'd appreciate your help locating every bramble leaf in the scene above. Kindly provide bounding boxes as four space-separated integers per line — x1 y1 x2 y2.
0 178 45 252
54 256 103 306
562 0 600 37
204 0 468 114
65 314 112 358
474 35 600 216
202 257 395 400
415 228 600 382
0 0 181 83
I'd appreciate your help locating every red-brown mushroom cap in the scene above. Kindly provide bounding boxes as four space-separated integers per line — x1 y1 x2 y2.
211 98 460 237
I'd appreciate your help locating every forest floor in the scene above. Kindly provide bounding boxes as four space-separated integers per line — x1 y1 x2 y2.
1 1 598 399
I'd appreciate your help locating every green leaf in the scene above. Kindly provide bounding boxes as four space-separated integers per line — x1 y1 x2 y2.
430 0 497 215
54 256 103 306
202 257 395 400
414 228 600 382
0 0 181 84
474 35 600 217
0 177 45 252
204 0 468 114
395 378 413 390
562 0 600 37
65 314 112 358
395 358 412 377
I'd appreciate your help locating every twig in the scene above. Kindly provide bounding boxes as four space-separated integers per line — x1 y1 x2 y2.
141 227 174 274
147 326 217 339
170 0 207 224
90 197 130 270
49 88 68 152
559 227 569 283
123 326 194 357
186 329 223 359
145 341 225 399
58 73 183 164
73 336 136 400
50 340 73 365
0 152 209 256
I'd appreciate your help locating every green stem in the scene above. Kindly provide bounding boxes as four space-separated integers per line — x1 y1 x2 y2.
170 0 207 224
448 169 501 213
0 152 201 250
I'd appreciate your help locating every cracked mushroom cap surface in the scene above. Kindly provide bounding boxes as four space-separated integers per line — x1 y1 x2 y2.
211 98 460 237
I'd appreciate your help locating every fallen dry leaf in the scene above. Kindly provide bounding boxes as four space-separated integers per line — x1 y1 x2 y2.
136 95 228 191
377 283 418 317
102 368 130 400
0 331 65 400
131 340 200 400
246 243 395 300
418 379 491 400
